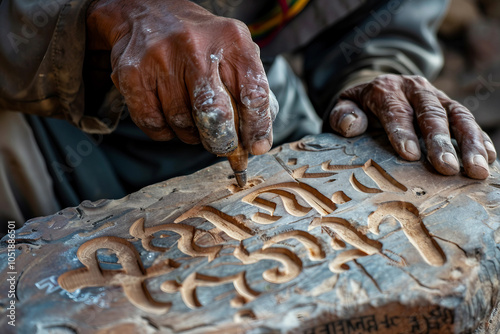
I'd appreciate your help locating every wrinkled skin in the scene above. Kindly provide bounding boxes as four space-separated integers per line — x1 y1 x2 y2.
329 75 497 179
87 0 496 179
87 0 277 155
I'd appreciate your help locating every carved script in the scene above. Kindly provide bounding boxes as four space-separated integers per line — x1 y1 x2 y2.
58 236 179 314
59 158 450 315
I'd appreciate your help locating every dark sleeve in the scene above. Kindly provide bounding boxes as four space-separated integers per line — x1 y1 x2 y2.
0 0 120 134
303 0 449 118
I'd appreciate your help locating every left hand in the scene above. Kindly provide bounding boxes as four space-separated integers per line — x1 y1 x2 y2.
327 74 497 180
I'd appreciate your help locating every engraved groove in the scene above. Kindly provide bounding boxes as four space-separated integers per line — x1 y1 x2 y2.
234 244 302 284
129 218 222 261
175 206 253 241
268 189 312 217
56 157 459 319
311 217 382 256
350 173 383 193
243 182 336 216
321 226 346 250
331 191 351 204
368 201 446 266
251 212 282 224
321 160 364 171
234 309 257 323
329 249 368 273
362 159 408 192
264 230 325 261
228 177 265 193
161 271 260 309
58 236 178 314
292 165 336 179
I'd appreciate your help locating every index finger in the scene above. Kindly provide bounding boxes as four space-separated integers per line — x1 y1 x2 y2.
220 36 274 155
186 56 238 155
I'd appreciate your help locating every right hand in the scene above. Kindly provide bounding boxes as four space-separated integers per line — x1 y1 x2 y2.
86 0 278 155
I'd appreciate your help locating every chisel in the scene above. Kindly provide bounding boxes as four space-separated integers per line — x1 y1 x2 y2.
223 87 248 187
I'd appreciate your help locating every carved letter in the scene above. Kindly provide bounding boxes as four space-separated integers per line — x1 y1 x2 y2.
368 201 446 266
234 244 302 284
58 236 178 314
175 206 253 241
129 218 222 261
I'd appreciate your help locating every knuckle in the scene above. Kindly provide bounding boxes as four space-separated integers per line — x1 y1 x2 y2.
412 88 437 102
199 123 237 153
221 18 251 41
462 136 483 147
367 76 401 94
240 84 270 114
447 101 475 119
169 26 195 44
192 85 226 116
244 115 272 142
167 105 195 130
131 111 165 131
115 61 137 72
194 106 231 127
381 96 406 112
405 76 431 92
114 63 141 81
192 84 236 153
416 104 445 118
388 127 412 143
429 133 454 150
376 74 396 81
368 83 390 96
411 75 428 85
168 28 204 57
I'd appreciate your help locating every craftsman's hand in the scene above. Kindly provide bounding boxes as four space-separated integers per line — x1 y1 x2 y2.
86 0 277 155
328 74 497 179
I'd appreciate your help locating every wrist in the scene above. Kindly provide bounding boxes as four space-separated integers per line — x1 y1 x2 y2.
86 0 126 50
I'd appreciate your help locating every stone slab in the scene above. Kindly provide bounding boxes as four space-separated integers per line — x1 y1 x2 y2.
1 132 500 334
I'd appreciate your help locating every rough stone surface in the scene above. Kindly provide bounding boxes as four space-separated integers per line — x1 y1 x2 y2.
1 132 500 334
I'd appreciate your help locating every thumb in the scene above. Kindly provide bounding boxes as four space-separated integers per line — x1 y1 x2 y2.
329 99 368 138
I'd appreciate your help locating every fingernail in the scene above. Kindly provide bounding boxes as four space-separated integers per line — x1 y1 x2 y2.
339 114 357 134
485 141 496 153
473 154 488 171
441 152 460 171
404 140 420 158
252 139 271 155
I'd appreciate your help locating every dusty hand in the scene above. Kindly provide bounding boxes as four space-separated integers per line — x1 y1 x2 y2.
328 74 497 179
86 0 277 155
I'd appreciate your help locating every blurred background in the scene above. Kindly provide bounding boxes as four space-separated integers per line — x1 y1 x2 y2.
435 0 500 151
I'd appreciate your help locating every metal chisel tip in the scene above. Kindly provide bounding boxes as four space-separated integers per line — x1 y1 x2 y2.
234 170 247 188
